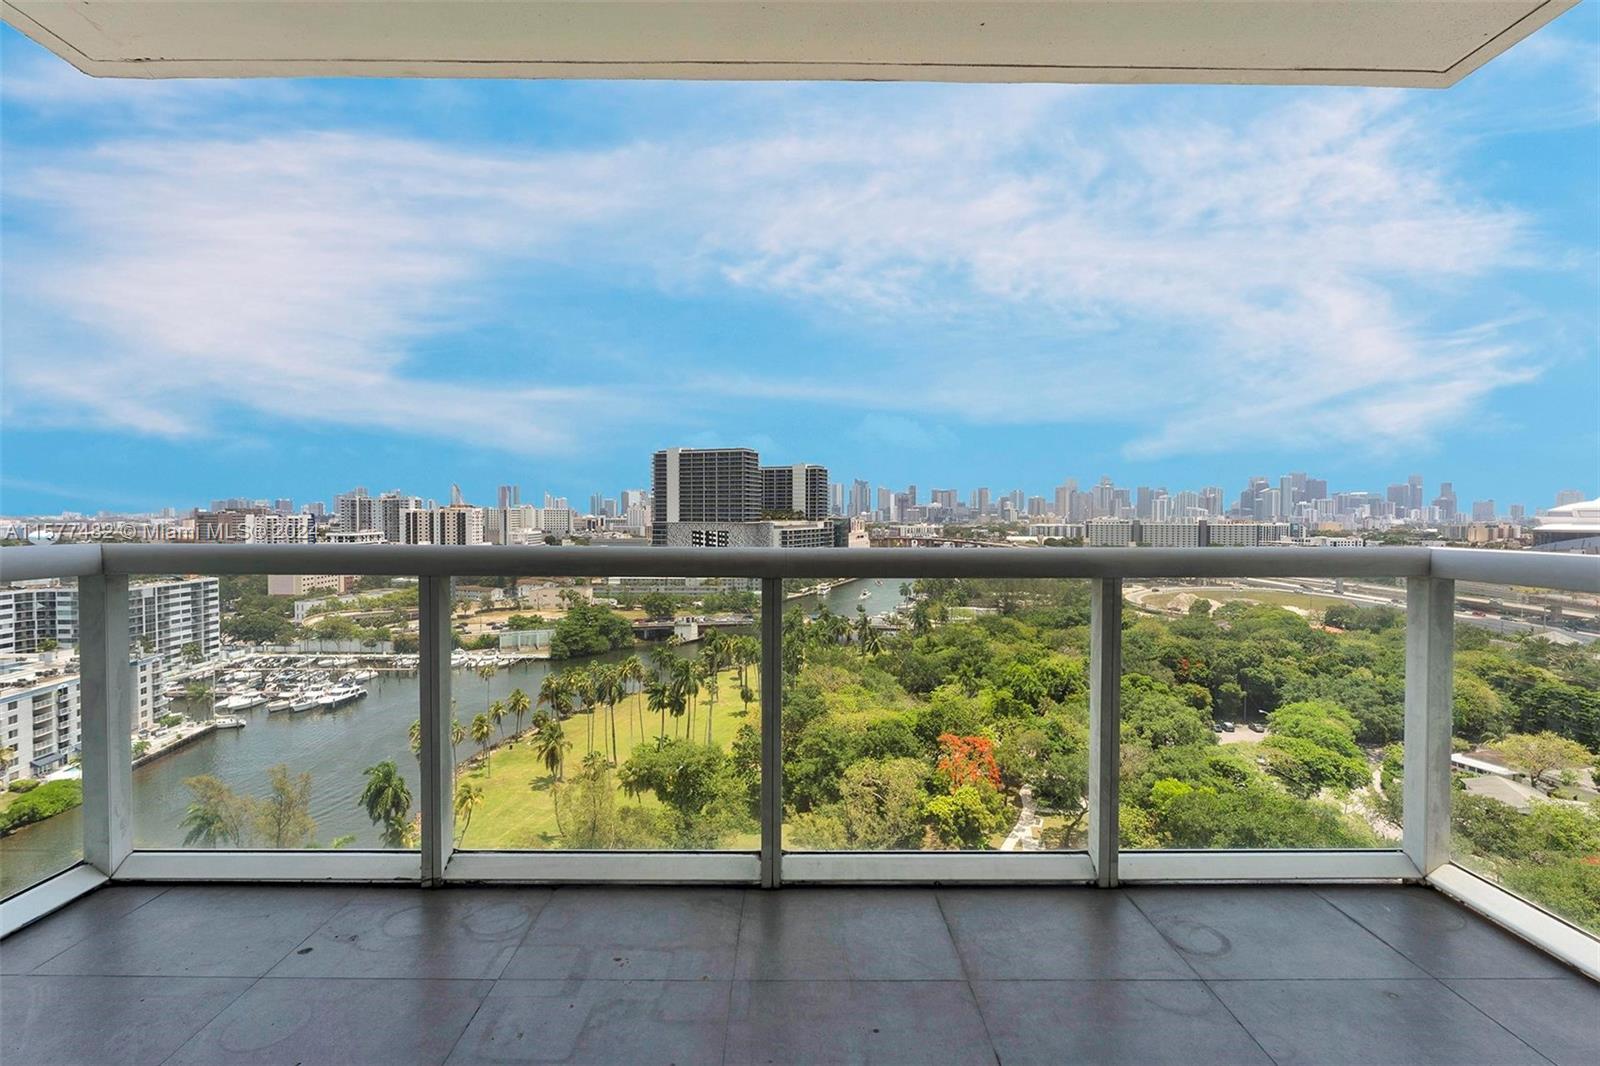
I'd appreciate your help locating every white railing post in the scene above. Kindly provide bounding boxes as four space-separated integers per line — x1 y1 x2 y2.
418 575 453 885
759 577 784 888
1089 577 1121 887
79 573 132 877
1404 576 1455 877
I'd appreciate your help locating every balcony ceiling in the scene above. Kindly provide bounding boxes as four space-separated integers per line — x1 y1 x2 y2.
0 0 1580 86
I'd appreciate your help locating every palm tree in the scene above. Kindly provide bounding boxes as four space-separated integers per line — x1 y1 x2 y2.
604 664 626 765
453 779 483 844
507 687 531 740
619 654 646 746
854 605 883 656
471 713 493 773
408 720 422 759
646 679 672 743
700 632 728 745
669 656 696 740
489 698 508 741
450 717 467 765
359 760 413 848
538 671 571 723
476 662 498 704
534 716 569 781
571 666 599 756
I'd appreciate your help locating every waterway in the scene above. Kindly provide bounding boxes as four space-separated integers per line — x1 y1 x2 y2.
0 578 908 897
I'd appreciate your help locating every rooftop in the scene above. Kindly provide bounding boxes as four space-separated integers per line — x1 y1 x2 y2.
3 882 1595 1065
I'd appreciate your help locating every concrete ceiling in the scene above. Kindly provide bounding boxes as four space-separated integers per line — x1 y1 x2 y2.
1 0 1580 86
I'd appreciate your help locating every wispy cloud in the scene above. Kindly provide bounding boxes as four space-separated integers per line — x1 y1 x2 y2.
0 55 1581 463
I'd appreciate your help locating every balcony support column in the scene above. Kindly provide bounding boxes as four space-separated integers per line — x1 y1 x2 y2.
419 575 454 885
1089 577 1121 887
1404 576 1455 877
80 573 133 877
759 577 784 888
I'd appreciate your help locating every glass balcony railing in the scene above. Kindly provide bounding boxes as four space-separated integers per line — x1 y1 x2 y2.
1445 581 1600 937
0 543 1593 974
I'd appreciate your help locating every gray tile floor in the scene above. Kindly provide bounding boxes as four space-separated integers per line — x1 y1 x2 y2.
1 883 1594 1065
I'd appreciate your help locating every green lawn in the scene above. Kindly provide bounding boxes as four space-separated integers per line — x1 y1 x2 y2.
455 665 760 849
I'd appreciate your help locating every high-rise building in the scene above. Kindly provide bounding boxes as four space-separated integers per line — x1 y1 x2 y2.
1471 500 1496 522
240 512 315 544
761 463 829 520
274 498 294 515
829 482 845 516
1509 504 1525 523
877 486 893 519
849 479 871 518
1407 475 1424 513
651 447 761 545
498 484 521 509
335 487 376 533
973 487 991 515
377 492 420 544
1432 482 1458 521
1555 488 1586 507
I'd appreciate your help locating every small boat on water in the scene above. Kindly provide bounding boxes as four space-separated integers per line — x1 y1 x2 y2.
326 684 366 707
859 590 871 599
290 693 322 713
265 699 292 713
212 716 246 729
217 691 266 712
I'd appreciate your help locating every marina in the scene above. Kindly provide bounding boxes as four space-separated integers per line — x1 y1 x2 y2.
0 579 911 897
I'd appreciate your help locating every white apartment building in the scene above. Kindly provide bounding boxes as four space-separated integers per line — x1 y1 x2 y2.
323 529 385 545
2 578 219 663
1206 521 1292 547
1140 519 1204 548
1085 518 1137 547
241 511 315 544
1 653 164 783
0 584 79 654
129 578 222 661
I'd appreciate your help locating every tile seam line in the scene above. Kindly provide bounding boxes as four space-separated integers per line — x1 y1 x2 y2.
932 889 1002 1066
1123 888 1279 1065
155 973 269 1066
13 884 172 974
719 887 750 1066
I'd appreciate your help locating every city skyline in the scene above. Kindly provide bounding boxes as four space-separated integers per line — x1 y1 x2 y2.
4 460 1587 525
1 12 1597 515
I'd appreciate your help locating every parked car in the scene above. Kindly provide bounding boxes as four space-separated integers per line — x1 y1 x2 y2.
1221 721 1236 732
1211 721 1227 733
1248 721 1266 733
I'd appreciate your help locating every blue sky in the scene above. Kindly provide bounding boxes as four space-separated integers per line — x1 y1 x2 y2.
1 11 1596 516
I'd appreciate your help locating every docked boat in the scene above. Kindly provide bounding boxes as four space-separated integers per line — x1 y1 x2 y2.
289 693 321 713
212 716 246 729
326 684 366 707
265 699 293 713
217 691 266 712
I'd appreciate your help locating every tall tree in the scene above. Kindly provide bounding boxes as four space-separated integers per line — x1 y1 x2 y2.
453 779 484 844
257 764 316 848
489 698 508 740
534 715 570 781
359 760 413 848
179 774 251 848
471 713 494 774
507 687 531 740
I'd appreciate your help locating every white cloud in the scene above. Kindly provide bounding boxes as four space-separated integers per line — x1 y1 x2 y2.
0 74 1567 460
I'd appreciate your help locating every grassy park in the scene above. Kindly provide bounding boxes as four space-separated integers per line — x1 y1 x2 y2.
453 659 762 850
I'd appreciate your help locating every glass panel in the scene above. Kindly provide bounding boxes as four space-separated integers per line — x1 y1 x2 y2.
0 576 85 897
782 577 1091 853
1448 581 1600 935
1120 576 1402 850
451 575 760 852
129 573 419 851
